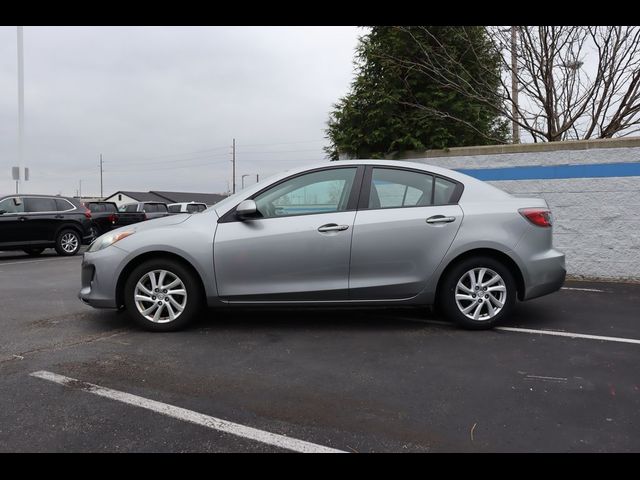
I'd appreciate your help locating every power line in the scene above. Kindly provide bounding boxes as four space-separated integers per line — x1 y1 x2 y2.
239 139 326 148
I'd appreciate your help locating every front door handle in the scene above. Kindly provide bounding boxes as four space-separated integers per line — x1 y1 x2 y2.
318 223 349 232
426 215 456 224
18 216 28 222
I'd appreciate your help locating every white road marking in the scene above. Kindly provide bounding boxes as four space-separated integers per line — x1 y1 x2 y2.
30 370 346 453
495 326 640 345
407 318 640 346
0 257 80 267
524 375 568 382
561 287 606 293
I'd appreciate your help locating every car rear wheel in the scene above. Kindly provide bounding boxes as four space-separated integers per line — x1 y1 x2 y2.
23 248 45 257
54 229 81 256
123 259 203 332
89 225 100 241
438 256 516 330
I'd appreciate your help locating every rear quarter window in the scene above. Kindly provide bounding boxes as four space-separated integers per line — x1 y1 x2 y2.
434 177 459 205
55 199 74 211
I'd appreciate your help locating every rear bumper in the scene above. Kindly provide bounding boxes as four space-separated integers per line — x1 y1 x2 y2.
522 249 566 300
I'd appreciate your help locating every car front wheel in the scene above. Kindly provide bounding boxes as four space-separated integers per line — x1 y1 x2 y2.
438 256 516 330
123 259 203 332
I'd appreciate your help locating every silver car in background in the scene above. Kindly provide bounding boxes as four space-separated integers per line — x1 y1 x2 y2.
79 160 565 331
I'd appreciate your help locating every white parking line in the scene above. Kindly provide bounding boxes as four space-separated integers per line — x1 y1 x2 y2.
409 319 640 346
561 287 606 293
30 370 346 453
0 257 80 267
495 326 640 345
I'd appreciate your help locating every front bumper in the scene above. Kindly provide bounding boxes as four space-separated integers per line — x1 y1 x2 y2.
78 245 129 309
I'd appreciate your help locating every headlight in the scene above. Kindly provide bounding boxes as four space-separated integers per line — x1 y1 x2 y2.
88 230 135 252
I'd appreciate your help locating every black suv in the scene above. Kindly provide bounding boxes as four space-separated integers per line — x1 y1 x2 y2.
0 194 93 256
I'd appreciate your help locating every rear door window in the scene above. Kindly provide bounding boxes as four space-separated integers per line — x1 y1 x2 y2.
25 197 57 213
368 168 434 209
168 205 181 213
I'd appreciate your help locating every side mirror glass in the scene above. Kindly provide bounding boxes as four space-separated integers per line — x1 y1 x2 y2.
236 199 258 218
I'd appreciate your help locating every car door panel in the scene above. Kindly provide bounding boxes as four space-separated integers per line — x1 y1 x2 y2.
349 205 463 299
214 166 362 302
214 211 356 301
349 165 464 300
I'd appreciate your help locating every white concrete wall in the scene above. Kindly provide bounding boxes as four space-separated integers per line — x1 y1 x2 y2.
403 143 640 281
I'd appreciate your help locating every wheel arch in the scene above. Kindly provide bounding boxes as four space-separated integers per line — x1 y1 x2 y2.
115 251 207 308
54 222 84 241
436 248 526 301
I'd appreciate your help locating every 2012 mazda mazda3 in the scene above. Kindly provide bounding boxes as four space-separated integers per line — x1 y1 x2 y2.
79 160 566 331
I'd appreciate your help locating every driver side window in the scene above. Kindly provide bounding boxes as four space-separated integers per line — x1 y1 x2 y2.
253 168 357 219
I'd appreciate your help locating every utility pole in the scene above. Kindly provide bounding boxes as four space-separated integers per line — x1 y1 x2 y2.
17 26 24 194
79 179 82 200
99 153 104 199
231 139 236 194
511 26 520 144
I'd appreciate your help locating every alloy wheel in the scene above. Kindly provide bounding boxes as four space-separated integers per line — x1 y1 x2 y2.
454 267 507 321
61 233 79 253
134 269 188 323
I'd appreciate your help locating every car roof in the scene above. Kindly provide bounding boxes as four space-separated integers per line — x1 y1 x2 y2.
213 159 510 217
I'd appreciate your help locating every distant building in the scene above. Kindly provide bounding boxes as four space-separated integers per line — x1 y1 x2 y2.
104 190 228 208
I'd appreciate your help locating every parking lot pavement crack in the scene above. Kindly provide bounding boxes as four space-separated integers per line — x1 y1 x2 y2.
0 329 130 365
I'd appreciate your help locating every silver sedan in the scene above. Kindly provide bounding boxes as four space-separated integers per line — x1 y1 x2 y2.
79 160 566 331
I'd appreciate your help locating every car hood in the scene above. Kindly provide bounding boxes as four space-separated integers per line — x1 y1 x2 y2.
117 213 191 233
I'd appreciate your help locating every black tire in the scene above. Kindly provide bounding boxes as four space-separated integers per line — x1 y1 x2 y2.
89 225 100 241
123 258 203 332
23 248 45 257
437 256 517 330
54 229 81 256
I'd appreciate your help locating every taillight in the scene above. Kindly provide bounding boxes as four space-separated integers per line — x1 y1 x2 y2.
84 207 92 219
519 208 553 227
108 214 118 224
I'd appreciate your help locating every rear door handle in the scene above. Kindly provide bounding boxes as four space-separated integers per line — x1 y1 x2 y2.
426 215 456 224
318 223 349 232
18 216 28 221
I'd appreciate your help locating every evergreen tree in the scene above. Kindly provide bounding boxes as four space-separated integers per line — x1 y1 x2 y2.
326 26 508 160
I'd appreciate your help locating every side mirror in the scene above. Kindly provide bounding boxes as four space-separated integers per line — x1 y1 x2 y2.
0 210 6 215
236 199 258 219
13 197 22 206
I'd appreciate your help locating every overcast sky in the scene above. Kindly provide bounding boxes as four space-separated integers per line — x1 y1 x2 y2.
0 26 362 197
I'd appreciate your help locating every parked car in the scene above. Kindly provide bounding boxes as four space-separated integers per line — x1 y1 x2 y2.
119 202 170 220
0 194 92 256
167 202 208 214
85 201 120 239
79 160 566 331
85 201 148 237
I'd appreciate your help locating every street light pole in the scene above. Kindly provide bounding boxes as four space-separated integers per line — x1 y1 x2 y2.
17 26 25 193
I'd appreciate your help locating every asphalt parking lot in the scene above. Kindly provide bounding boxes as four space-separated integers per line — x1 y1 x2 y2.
1 248 639 452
